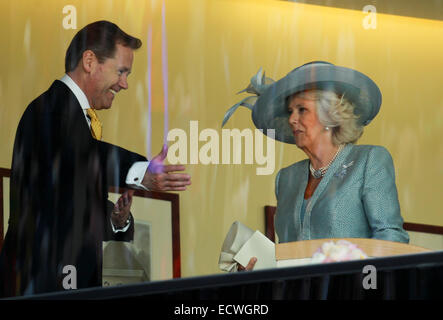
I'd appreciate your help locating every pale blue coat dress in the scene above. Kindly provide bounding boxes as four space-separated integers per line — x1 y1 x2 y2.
274 144 410 243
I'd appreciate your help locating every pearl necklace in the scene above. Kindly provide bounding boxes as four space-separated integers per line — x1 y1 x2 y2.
309 144 344 179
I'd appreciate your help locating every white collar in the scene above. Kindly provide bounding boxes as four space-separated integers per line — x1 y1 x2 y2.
59 74 91 111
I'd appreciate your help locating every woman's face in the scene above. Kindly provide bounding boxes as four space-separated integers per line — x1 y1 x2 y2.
288 91 328 151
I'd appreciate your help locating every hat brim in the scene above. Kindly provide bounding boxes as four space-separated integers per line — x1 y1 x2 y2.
251 63 382 144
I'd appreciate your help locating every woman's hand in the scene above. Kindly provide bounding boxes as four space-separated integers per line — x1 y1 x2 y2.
238 257 257 271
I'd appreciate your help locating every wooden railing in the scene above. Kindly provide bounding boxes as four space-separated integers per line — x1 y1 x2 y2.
276 238 430 261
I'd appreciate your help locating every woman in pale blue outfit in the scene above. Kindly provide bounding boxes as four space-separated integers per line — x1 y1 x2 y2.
223 61 409 269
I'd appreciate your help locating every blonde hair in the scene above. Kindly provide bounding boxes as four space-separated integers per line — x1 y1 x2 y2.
293 90 363 145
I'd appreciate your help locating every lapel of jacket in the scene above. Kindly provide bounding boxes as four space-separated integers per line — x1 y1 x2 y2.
291 161 310 240
301 144 354 239
53 80 93 139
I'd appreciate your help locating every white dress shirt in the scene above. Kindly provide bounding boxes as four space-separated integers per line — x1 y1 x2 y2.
60 74 150 233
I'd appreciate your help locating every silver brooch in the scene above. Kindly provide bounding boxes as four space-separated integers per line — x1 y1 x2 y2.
335 161 354 178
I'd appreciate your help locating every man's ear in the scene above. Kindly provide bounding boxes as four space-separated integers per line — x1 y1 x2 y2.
81 50 97 73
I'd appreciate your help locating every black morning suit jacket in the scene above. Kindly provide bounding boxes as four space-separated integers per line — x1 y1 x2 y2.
0 80 146 297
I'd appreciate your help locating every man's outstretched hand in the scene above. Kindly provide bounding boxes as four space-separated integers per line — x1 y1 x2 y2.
142 144 192 191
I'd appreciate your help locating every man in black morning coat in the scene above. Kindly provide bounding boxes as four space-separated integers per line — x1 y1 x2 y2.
0 20 191 297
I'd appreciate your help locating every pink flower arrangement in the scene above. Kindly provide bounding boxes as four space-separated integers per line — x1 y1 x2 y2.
311 240 368 263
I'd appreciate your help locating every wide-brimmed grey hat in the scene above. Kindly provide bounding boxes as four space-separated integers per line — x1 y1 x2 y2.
222 61 382 144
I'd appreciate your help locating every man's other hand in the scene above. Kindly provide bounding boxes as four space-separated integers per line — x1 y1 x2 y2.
112 190 134 228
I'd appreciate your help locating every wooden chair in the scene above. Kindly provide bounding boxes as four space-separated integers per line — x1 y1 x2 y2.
265 205 443 254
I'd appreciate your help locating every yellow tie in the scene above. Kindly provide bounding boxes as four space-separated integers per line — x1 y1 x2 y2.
86 108 102 140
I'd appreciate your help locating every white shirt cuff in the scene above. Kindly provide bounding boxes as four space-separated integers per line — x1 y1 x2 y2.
125 161 150 191
111 218 131 233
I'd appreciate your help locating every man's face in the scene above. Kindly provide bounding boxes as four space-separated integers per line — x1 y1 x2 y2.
89 43 134 110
